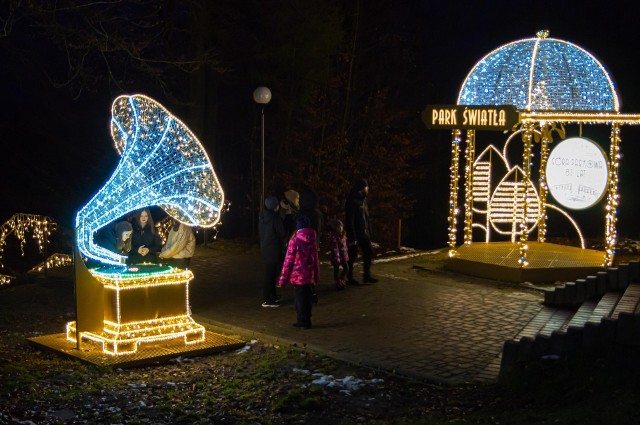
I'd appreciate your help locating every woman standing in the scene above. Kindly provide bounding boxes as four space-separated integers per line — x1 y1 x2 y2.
127 208 162 265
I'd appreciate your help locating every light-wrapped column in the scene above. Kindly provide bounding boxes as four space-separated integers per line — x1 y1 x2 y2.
448 130 462 256
604 124 621 266
463 130 476 244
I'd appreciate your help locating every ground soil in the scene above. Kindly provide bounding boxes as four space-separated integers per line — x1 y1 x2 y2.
2 239 640 424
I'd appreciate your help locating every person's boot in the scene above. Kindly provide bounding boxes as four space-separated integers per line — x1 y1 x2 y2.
363 274 378 283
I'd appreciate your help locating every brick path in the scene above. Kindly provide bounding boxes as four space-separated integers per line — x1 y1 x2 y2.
189 248 544 385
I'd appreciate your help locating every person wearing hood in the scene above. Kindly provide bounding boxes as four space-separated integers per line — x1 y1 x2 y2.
159 218 195 269
279 189 299 239
96 220 133 256
259 196 287 307
298 184 323 237
345 178 378 284
278 215 319 329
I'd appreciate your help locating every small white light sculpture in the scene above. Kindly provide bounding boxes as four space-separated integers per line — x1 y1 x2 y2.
75 94 224 266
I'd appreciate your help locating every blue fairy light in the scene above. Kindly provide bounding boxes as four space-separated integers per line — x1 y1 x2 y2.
458 32 619 112
76 94 225 266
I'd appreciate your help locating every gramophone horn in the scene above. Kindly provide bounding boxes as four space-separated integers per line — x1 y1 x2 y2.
76 94 224 266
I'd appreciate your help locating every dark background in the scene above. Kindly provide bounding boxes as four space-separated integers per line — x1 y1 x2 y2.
2 0 640 251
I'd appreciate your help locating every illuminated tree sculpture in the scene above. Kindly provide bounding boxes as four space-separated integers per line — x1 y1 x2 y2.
76 94 224 266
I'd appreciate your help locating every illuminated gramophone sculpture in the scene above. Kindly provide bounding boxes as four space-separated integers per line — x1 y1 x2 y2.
66 94 224 355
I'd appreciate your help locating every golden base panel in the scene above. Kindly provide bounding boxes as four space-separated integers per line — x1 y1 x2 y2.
447 242 605 283
68 263 216 356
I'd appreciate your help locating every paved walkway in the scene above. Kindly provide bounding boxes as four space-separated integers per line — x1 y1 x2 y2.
188 247 544 385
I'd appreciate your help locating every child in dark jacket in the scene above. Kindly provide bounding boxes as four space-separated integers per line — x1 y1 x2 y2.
278 216 319 329
328 219 349 290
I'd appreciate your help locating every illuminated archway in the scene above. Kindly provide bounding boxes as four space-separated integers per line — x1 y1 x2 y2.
446 31 640 268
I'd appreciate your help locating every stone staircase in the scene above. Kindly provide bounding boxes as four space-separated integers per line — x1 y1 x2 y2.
498 261 640 383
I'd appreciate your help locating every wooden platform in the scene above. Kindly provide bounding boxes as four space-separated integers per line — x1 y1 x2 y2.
446 242 605 283
28 330 246 368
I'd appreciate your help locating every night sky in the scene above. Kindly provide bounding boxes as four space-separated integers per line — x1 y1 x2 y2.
3 0 640 248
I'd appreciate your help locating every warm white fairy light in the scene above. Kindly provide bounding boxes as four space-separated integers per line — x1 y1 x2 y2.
67 265 205 355
76 94 225 266
0 214 62 284
537 127 552 242
604 124 621 266
29 253 73 273
0 214 56 268
463 130 476 244
448 130 462 257
67 316 205 356
516 123 534 266
445 32 640 267
67 95 228 355
489 166 540 237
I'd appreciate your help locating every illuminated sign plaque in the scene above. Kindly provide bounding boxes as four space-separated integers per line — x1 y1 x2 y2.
546 137 609 210
422 105 519 131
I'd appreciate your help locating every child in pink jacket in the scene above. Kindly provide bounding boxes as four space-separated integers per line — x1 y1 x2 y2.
278 216 319 329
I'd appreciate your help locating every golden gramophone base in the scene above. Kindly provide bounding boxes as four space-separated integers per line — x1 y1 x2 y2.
71 263 214 356
66 314 206 355
28 330 246 367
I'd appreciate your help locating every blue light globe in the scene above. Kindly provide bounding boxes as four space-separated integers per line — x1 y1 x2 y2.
457 31 619 111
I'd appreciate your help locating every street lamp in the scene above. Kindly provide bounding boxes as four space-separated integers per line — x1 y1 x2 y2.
253 86 272 210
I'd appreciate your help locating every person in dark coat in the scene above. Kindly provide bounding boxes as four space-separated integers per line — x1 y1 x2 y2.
259 196 287 307
127 208 162 265
279 189 299 240
345 178 378 284
298 184 323 237
96 220 133 256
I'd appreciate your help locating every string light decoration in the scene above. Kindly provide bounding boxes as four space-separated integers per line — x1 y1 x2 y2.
463 130 476 244
472 145 504 242
29 253 72 273
444 31 640 268
68 94 227 356
604 124 621 266
76 94 225 266
0 214 59 284
489 166 540 237
448 130 462 257
66 265 204 355
457 31 619 112
469 139 586 248
537 125 552 242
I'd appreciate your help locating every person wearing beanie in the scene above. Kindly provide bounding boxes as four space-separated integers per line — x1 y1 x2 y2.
345 177 378 284
264 196 279 212
96 220 133 256
279 190 300 239
278 215 319 329
298 184 323 237
259 195 286 307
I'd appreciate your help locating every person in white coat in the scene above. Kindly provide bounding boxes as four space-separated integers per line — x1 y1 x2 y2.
159 219 195 269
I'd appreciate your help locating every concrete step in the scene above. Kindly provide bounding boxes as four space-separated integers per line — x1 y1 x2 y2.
610 283 640 319
559 300 597 333
514 306 573 341
588 292 621 323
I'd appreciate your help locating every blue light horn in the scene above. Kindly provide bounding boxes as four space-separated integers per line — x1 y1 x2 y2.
75 94 224 266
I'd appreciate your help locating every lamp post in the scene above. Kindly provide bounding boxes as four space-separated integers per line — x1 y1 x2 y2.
253 86 272 210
